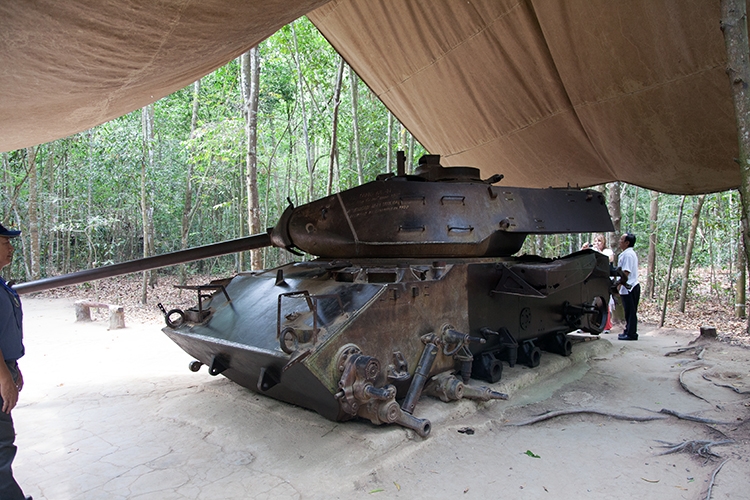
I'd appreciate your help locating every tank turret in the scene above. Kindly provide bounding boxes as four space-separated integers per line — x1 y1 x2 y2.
270 155 612 259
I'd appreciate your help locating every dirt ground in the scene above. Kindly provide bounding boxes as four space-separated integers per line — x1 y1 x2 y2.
12 297 750 499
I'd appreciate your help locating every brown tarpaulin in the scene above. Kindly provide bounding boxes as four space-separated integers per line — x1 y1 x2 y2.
0 0 328 152
0 0 743 194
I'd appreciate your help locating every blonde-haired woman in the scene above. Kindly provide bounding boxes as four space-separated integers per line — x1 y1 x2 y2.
583 234 614 333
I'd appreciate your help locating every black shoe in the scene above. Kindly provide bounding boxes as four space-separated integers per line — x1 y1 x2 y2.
618 333 637 341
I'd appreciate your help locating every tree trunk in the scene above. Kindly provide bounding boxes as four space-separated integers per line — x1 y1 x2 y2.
26 146 41 280
140 104 156 304
45 151 57 276
721 0 750 333
86 130 93 268
180 78 201 285
660 195 687 327
386 111 394 174
291 24 315 200
677 195 706 312
11 207 30 280
328 57 345 196
607 182 621 253
241 47 263 270
645 191 659 299
408 134 415 172
737 214 747 318
350 67 363 185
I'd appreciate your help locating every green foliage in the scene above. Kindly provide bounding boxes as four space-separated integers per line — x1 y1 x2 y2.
4 16 735 297
1 17 426 280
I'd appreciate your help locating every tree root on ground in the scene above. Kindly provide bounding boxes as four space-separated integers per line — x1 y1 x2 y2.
665 345 705 357
679 365 711 403
656 408 736 425
654 439 734 458
704 458 730 500
505 408 667 426
701 373 750 394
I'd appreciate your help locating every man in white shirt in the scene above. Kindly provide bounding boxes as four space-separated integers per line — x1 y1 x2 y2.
616 233 640 341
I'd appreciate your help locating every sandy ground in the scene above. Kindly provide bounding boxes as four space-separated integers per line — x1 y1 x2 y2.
11 297 750 500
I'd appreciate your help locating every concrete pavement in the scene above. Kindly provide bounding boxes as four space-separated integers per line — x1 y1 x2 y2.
16 297 745 499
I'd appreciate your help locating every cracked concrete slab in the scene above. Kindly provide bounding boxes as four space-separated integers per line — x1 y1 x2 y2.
13 297 750 499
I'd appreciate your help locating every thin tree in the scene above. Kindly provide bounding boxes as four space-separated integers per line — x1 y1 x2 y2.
660 195 687 327
241 47 263 270
350 67 363 185
721 0 750 332
399 125 408 172
140 103 156 304
607 182 621 253
180 79 203 285
26 145 40 279
645 191 659 298
408 134 415 171
327 57 345 196
737 214 747 318
678 195 707 312
386 111 394 173
291 24 315 200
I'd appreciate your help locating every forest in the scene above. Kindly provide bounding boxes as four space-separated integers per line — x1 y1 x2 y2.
1 17 746 334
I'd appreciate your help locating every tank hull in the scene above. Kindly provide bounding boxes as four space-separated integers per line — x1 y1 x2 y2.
163 250 610 434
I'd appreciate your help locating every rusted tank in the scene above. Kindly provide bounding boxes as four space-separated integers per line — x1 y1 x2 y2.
15 155 614 436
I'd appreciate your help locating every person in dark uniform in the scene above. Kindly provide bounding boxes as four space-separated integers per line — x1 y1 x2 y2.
0 223 31 500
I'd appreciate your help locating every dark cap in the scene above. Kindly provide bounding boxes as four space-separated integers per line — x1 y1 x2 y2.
0 224 21 238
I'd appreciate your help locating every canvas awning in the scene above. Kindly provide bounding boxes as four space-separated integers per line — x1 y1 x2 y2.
0 0 743 194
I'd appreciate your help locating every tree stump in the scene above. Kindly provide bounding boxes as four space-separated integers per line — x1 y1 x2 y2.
75 300 94 322
697 326 717 340
74 300 125 330
108 305 125 330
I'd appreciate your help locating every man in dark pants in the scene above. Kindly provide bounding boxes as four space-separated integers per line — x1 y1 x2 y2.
0 223 31 500
616 233 640 341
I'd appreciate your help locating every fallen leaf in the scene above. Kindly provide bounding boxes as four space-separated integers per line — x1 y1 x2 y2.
369 489 384 494
641 478 660 483
525 450 541 458
394 482 400 491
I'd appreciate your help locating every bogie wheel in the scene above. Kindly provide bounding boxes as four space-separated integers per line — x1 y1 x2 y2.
188 360 203 372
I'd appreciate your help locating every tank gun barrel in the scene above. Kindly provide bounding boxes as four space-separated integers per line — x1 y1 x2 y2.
13 232 273 295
